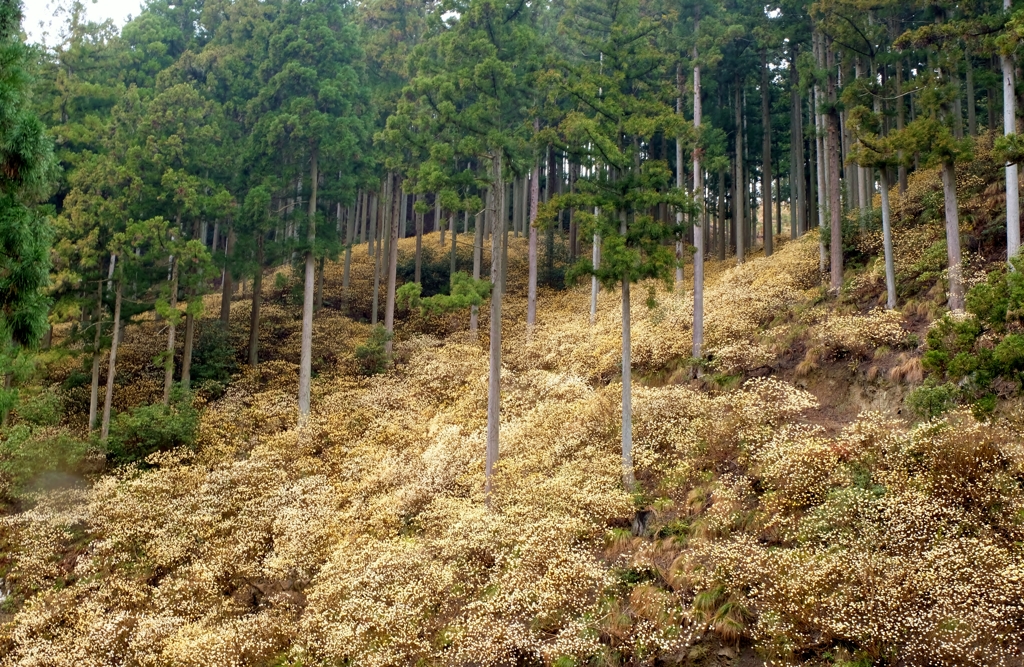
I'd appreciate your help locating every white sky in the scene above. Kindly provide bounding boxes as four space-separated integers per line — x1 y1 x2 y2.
21 0 141 45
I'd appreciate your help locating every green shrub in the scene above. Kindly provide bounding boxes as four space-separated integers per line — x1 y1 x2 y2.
15 391 63 427
905 380 958 420
354 325 392 376
191 323 238 398
0 425 92 501
105 394 199 466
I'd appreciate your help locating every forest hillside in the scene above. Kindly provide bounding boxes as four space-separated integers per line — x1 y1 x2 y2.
3 149 1024 665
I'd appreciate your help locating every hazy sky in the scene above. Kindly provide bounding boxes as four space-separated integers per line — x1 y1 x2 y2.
21 0 141 45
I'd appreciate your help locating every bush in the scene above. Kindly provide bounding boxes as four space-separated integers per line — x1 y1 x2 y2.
14 391 63 427
105 394 200 466
354 325 392 376
191 323 238 398
905 380 958 420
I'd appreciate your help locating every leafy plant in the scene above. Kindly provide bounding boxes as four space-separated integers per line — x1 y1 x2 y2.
354 325 392 376
105 393 199 466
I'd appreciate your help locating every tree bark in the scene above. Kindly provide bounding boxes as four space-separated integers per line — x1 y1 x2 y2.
762 49 773 257
1003 32 1020 260
470 206 482 335
343 201 354 296
485 153 505 501
814 35 828 273
181 297 195 393
693 31 704 361
734 79 745 264
384 177 401 354
372 178 388 325
298 147 318 426
88 281 103 431
527 157 539 329
827 40 844 292
219 225 234 326
941 161 965 311
163 253 179 405
621 276 634 490
415 198 423 283
449 213 457 277
676 62 686 285
100 276 122 441
248 242 263 366
879 169 897 309
717 169 726 261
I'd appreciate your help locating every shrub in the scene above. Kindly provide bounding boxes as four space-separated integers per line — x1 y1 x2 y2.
191 323 238 398
905 380 958 420
14 391 63 427
354 325 392 376
105 394 200 466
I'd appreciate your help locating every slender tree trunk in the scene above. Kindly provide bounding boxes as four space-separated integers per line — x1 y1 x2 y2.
1003 30 1021 260
415 198 423 283
591 224 600 325
372 178 388 325
717 169 726 260
368 190 378 257
879 169 897 309
735 79 745 264
621 276 634 490
385 177 401 354
163 254 179 405
100 276 122 441
449 213 457 277
88 282 103 431
693 31 705 360
219 226 234 326
437 196 445 247
485 154 505 501
827 40 844 292
298 147 318 426
527 156 539 329
343 202 354 296
762 49 773 257
181 296 195 393
676 62 686 285
471 207 482 334
814 40 828 273
941 161 965 311
248 245 263 366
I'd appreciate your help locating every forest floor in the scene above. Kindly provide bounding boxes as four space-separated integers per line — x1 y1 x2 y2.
2 187 1024 665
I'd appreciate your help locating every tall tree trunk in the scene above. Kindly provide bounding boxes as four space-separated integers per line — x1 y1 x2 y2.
879 169 897 309
298 147 318 426
941 161 965 311
449 213 458 277
826 40 844 292
471 208 482 334
163 254 179 405
485 153 505 501
762 48 773 257
415 198 423 283
385 177 401 355
219 225 234 326
527 156 539 329
181 292 196 394
100 276 122 441
1003 23 1021 260
591 223 601 325
248 242 263 366
569 165 577 261
815 67 828 272
676 63 686 285
734 79 745 264
88 281 103 431
372 178 388 325
437 196 444 247
621 275 634 490
343 202 354 296
368 189 378 256
693 30 705 361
